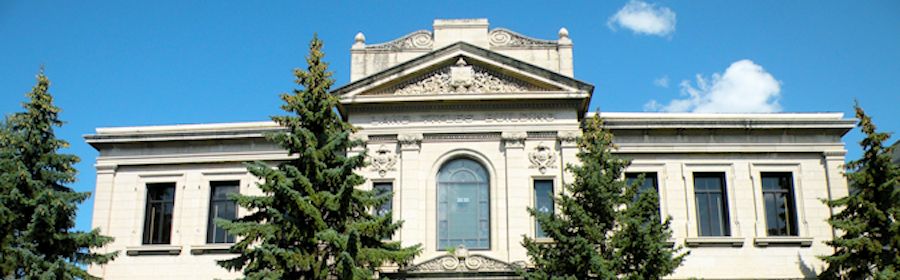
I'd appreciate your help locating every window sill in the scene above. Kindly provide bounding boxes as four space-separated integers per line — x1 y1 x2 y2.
190 244 235 255
535 237 554 244
754 237 813 247
684 237 744 247
125 245 182 256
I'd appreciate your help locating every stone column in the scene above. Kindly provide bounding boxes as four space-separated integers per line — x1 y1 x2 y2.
397 133 424 249
501 131 528 262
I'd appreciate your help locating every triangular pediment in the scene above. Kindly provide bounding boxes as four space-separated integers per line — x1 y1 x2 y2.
364 57 561 96
333 42 594 101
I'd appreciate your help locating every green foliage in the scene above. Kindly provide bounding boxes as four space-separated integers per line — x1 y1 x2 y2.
520 114 685 280
217 36 421 279
0 70 117 279
820 104 900 279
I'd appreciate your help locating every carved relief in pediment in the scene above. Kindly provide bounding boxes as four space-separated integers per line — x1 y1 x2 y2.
406 247 521 273
368 58 556 95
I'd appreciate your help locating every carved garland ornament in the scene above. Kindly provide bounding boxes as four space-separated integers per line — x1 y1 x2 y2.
529 142 557 174
406 246 520 272
368 145 397 177
390 58 542 95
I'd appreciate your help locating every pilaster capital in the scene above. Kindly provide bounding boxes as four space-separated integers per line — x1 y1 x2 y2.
501 131 527 149
557 130 581 148
95 163 118 175
398 133 423 151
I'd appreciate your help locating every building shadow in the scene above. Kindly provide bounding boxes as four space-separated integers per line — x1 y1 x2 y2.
797 253 817 279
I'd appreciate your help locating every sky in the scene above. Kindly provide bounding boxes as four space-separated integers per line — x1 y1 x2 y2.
1 1 898 233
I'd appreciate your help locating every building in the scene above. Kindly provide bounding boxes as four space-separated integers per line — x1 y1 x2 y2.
85 19 855 279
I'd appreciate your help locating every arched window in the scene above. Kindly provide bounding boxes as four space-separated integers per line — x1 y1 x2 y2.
437 158 490 250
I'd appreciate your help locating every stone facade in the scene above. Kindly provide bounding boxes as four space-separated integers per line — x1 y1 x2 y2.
85 19 854 279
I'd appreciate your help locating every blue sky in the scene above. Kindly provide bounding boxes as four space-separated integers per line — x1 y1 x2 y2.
1 1 898 233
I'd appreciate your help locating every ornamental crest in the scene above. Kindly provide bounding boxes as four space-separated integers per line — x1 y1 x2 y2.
529 142 557 174
368 145 397 177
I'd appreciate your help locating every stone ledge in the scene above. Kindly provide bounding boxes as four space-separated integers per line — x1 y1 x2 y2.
685 237 745 247
125 245 182 256
754 237 813 247
189 244 235 255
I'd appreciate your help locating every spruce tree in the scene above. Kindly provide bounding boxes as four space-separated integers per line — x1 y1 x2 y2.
217 35 421 279
820 104 900 279
0 70 117 279
520 114 685 279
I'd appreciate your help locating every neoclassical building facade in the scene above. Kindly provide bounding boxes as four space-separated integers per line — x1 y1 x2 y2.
85 19 854 279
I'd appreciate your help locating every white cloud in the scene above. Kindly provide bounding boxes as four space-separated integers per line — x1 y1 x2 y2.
645 60 782 113
608 0 676 37
653 75 669 88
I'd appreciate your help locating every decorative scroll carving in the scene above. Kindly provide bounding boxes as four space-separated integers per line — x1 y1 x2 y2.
368 145 397 177
366 30 433 50
378 58 548 95
501 131 527 148
529 142 557 174
407 253 518 272
489 28 558 47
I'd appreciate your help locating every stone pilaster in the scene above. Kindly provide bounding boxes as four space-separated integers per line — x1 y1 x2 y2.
88 163 117 277
822 150 848 241
501 131 528 261
556 130 581 191
398 133 423 249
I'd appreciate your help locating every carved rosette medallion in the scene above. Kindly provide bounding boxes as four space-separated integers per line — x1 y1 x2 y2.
368 145 397 177
529 142 557 174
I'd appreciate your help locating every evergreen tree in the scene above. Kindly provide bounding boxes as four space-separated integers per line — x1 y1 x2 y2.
0 70 117 279
820 104 900 279
520 114 685 279
217 35 421 279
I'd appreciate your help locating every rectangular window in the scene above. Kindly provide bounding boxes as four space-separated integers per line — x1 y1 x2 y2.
373 182 393 217
694 173 730 237
207 181 238 244
533 179 554 238
143 183 176 245
625 172 659 194
761 172 798 236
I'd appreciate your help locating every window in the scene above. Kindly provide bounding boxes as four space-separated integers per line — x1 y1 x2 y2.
373 182 393 217
437 158 490 250
207 181 238 244
143 183 176 245
533 179 554 238
625 172 659 194
694 173 730 236
761 172 798 236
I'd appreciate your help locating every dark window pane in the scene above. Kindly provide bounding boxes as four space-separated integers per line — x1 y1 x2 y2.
761 172 797 236
534 180 554 238
694 173 730 236
626 172 658 194
374 182 393 217
207 181 238 244
143 183 176 244
437 158 490 250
